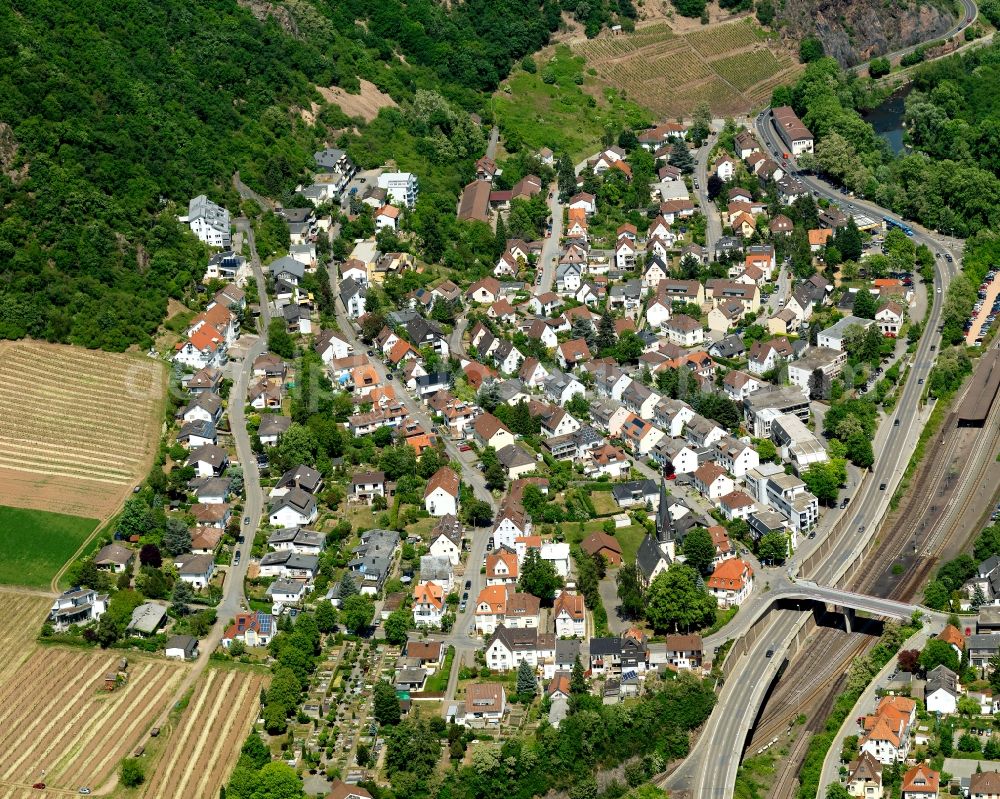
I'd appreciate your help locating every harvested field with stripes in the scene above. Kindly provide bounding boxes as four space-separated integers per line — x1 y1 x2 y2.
0 341 165 519
0 646 184 792
572 16 802 116
143 668 266 799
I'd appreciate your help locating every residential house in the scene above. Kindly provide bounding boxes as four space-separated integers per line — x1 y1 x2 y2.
174 553 216 589
473 413 515 451
412 582 446 628
484 625 554 672
707 558 753 607
187 195 231 248
94 543 134 574
969 771 1000 799
581 532 623 566
350 471 387 504
259 550 319 581
876 301 904 336
664 634 703 670
49 587 108 630
723 370 764 401
223 612 275 649
424 466 459 517
846 752 884 799
486 548 520 587
557 339 591 371
339 277 367 318
349 529 399 595
268 487 318 528
859 696 915 763
924 664 959 715
900 764 939 799
429 515 464 566
186 444 228 478
553 591 586 637
748 337 793 375
497 444 537 480
714 436 760 477
456 683 507 728
665 315 704 348
693 462 735 501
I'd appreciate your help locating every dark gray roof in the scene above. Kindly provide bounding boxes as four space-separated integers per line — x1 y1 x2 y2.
611 479 658 503
339 276 366 304
589 637 621 656
636 533 669 582
710 335 746 359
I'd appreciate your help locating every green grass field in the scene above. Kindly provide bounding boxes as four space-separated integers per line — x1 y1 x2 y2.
0 506 98 588
495 45 651 159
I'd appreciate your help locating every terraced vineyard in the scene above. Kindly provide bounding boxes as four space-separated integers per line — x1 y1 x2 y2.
143 668 267 799
571 16 801 116
0 341 165 518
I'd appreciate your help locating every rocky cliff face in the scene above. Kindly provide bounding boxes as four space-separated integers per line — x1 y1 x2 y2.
779 0 954 65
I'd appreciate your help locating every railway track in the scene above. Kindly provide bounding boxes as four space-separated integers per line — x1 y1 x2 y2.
747 630 870 749
745 353 1000 798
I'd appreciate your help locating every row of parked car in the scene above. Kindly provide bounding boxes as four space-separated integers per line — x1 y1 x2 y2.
966 270 999 345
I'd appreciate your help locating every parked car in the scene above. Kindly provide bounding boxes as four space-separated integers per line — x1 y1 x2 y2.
243 515 250 525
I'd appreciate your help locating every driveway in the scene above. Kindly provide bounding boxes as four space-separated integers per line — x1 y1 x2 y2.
598 571 630 634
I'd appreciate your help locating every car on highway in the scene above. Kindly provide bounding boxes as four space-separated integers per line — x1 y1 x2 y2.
946 254 953 262
893 419 900 426
879 483 887 491
859 525 866 533
243 515 250 525
918 378 925 384
765 648 774 658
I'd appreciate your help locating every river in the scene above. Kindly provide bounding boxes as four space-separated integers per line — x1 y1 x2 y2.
863 87 912 155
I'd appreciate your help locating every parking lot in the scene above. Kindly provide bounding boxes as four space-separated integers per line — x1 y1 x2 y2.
966 269 999 346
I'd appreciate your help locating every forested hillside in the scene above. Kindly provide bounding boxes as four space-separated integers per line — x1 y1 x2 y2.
774 47 1000 237
0 0 624 349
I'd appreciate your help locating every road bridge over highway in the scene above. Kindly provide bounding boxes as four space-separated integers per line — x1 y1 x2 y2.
777 581 918 621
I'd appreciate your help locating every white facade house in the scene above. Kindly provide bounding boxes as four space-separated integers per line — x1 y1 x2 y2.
377 172 419 207
187 195 231 248
553 592 586 637
424 467 459 518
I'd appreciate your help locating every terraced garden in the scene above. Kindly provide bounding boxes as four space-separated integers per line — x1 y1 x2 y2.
0 341 165 518
571 16 801 116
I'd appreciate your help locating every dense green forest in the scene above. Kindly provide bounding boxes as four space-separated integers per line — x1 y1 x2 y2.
0 0 636 350
773 44 1000 237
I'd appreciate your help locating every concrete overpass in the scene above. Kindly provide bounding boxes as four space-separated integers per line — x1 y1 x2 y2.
777 581 918 621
